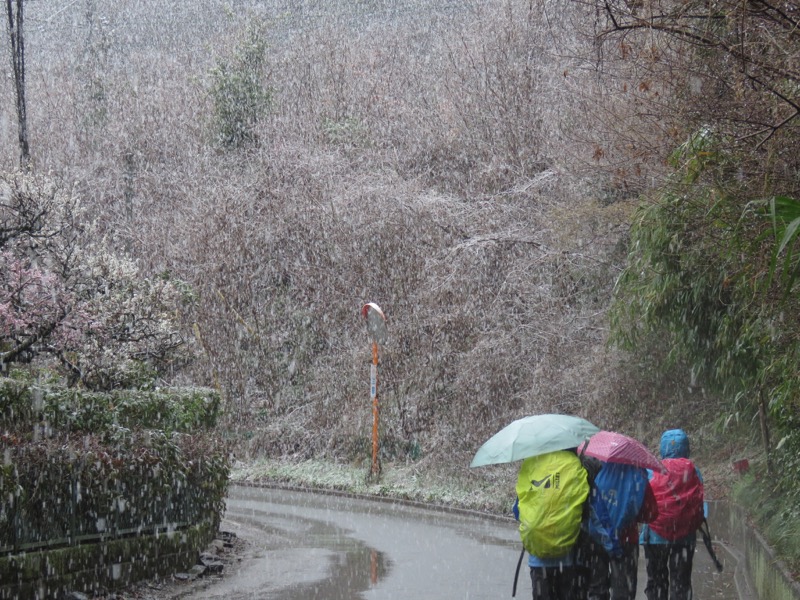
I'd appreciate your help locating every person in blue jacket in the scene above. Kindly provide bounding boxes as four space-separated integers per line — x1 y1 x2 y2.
640 429 706 600
587 462 658 600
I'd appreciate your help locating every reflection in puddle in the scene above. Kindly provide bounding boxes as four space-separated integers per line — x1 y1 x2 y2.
272 542 389 599
232 507 391 600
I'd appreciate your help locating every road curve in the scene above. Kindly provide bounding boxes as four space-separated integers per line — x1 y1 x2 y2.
182 485 742 600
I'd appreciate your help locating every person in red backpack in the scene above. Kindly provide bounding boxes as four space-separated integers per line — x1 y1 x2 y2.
640 429 706 600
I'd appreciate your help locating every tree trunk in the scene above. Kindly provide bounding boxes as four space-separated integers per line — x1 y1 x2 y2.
6 0 30 169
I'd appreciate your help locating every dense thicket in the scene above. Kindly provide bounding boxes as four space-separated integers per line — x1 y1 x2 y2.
583 0 800 503
1 0 641 467
580 1 800 561
2 1 797 533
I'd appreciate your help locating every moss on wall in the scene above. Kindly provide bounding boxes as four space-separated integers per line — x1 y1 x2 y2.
0 522 214 599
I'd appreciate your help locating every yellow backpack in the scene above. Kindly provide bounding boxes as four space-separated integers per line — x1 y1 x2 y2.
516 450 589 558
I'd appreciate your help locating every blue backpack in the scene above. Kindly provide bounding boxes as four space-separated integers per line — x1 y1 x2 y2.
588 463 647 557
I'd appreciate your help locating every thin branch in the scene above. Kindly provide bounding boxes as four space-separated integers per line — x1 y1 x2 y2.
750 0 800 32
738 109 800 149
600 19 800 85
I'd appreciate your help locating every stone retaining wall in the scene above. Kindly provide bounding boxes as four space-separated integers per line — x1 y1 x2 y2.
710 501 800 600
0 522 214 599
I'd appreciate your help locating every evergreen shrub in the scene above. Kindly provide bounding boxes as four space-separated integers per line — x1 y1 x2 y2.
0 379 229 554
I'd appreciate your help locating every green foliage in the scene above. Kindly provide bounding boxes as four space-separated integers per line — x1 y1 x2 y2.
610 182 764 392
610 130 800 401
0 378 221 433
766 195 800 294
612 129 800 570
668 127 722 184
766 376 800 504
733 462 800 575
208 19 272 149
0 380 229 553
0 430 229 551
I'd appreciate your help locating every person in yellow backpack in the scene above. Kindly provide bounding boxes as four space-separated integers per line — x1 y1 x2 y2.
513 449 599 600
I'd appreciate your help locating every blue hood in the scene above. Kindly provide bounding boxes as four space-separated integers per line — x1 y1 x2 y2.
660 429 690 459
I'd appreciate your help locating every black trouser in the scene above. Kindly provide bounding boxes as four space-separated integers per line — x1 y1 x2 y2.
530 565 582 600
588 541 639 600
643 541 695 600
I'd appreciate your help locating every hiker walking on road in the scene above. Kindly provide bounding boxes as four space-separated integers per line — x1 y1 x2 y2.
641 429 706 600
586 462 659 600
513 449 598 600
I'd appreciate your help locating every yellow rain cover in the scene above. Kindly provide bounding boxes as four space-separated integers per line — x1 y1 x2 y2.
516 450 589 558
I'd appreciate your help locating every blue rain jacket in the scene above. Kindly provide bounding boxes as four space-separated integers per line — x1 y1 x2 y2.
640 429 705 545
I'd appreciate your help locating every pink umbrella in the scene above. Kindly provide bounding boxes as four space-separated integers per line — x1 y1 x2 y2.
578 430 666 473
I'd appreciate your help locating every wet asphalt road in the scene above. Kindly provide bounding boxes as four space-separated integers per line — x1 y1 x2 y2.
188 485 746 600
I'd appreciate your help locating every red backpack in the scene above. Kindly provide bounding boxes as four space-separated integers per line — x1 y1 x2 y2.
648 457 704 541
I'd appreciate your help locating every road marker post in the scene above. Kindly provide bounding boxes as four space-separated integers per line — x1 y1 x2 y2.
361 302 387 482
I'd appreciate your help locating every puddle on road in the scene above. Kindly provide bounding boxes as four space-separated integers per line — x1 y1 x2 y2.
228 506 391 599
270 545 389 600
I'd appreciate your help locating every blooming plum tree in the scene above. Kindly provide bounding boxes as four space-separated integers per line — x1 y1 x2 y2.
0 170 191 389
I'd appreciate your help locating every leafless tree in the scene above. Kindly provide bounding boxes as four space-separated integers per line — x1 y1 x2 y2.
572 0 800 194
4 0 29 168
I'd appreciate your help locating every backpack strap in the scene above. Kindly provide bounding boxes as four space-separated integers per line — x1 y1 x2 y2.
699 518 724 572
512 546 525 597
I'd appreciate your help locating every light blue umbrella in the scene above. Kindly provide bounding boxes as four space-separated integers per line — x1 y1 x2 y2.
470 414 600 467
